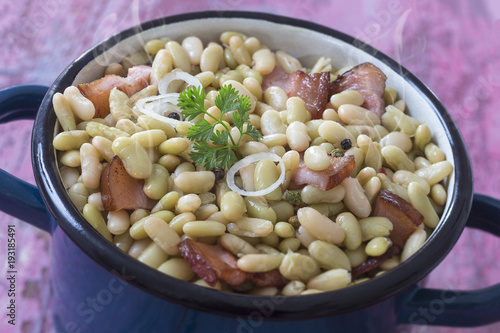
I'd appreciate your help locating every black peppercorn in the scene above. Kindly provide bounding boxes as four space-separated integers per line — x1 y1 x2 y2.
167 112 181 120
341 138 352 150
211 166 225 181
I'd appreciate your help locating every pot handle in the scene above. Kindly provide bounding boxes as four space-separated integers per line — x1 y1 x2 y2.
0 85 54 233
397 193 500 327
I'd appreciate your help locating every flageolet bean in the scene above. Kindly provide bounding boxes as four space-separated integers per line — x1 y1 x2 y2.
229 35 252 66
59 150 81 167
270 201 295 223
168 212 196 235
158 154 181 173
182 220 226 237
381 145 415 172
53 130 89 151
295 225 318 248
114 232 133 253
306 269 351 291
424 143 446 164
144 39 166 55
137 114 176 138
401 228 427 261
278 238 301 253
365 142 383 171
345 247 368 267
226 217 273 237
414 161 453 186
252 48 275 75
91 136 114 162
274 222 295 238
358 217 393 241
385 105 417 136
80 143 102 190
86 121 130 141
200 43 223 73
322 108 341 122
107 210 130 235
158 137 190 155
63 86 95 121
220 233 258 256
414 156 432 169
173 162 196 177
309 240 351 270
303 146 331 171
165 41 191 72
158 258 195 281
275 50 302 73
414 124 432 151
362 176 382 204
59 166 79 189
286 97 308 124
68 183 89 211
431 184 447 206
297 207 345 244
130 209 149 224
104 62 124 76
330 90 364 109
335 213 362 250
83 204 112 241
345 147 365 177
152 191 180 213
300 185 345 204
131 129 167 148
220 191 247 221
53 92 76 131
109 88 133 121
116 119 143 135
243 36 260 55
130 211 175 240
280 252 320 282
256 244 281 255
264 86 288 111
338 104 380 126
254 159 283 201
393 170 430 194
174 171 215 194
318 120 356 146
286 121 310 152
176 194 202 213
144 216 180 255
282 280 306 296
128 239 152 259
244 197 277 223
365 237 392 256
341 177 372 218
237 254 283 272
112 137 152 179
182 36 203 65
137 242 169 269
357 167 377 186
380 131 413 153
408 182 440 228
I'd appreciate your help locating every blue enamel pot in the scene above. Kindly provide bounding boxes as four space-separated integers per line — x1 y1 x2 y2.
1 11 499 333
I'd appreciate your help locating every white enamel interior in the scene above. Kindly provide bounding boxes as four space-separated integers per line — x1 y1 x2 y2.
72 17 455 226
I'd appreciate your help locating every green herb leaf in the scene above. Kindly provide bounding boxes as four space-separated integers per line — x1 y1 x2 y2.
179 84 261 170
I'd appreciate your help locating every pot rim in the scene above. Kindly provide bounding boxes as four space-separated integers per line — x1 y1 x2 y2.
32 10 473 319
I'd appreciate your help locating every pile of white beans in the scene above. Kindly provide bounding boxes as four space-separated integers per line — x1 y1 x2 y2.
53 31 453 296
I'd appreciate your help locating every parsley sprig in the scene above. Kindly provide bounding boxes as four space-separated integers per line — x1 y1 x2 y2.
178 85 262 170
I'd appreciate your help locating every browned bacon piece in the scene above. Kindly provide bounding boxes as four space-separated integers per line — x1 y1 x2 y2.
179 239 289 288
250 269 289 288
262 68 330 119
351 245 401 278
291 154 355 191
373 189 424 249
78 65 152 118
330 62 387 117
100 156 152 211
179 239 248 287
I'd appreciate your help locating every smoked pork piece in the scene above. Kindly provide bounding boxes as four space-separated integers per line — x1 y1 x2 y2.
262 67 330 119
291 154 355 191
351 246 401 278
330 62 387 117
179 239 289 288
100 156 152 211
78 65 152 118
373 189 424 249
